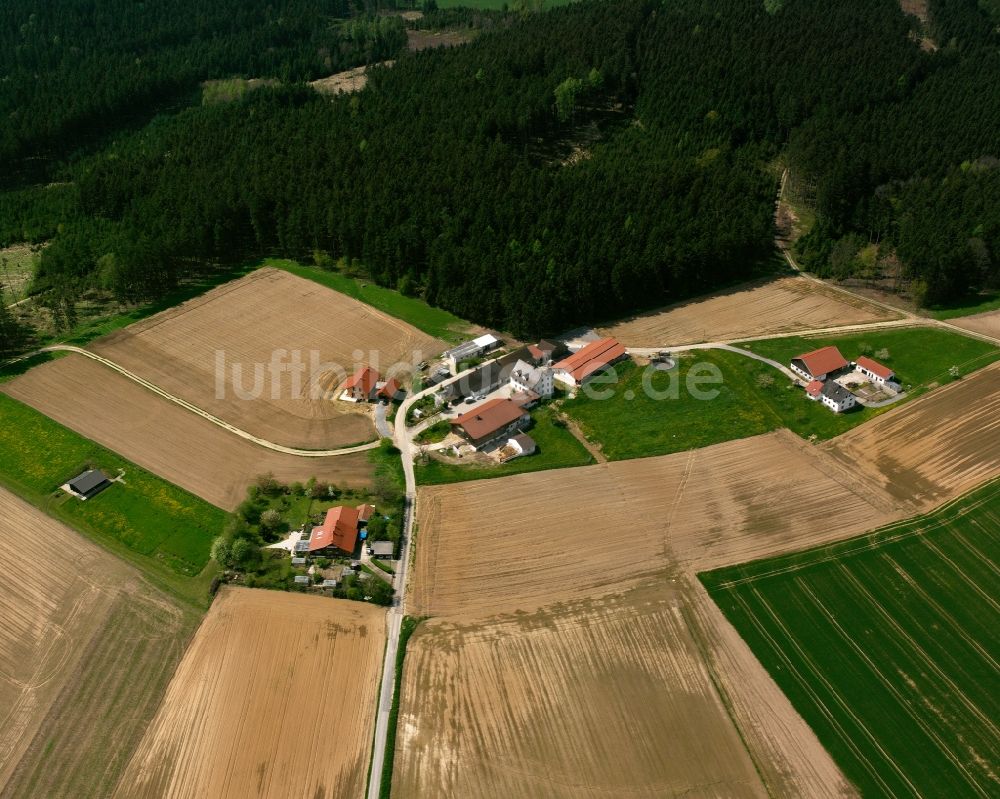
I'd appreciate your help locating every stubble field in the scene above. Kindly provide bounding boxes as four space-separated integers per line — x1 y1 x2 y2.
600 275 898 346
0 486 195 799
114 587 386 799
394 583 777 799
824 361 1000 510
409 429 900 619
90 267 444 448
3 354 373 510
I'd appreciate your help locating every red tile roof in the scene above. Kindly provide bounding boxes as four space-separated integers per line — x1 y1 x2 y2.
856 356 894 380
793 346 848 378
527 344 544 361
806 379 824 397
357 503 375 523
308 506 360 553
451 397 527 442
377 378 402 399
553 337 627 382
344 366 379 394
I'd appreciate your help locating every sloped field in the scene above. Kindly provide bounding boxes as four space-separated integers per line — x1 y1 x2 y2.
0 487 194 798
114 588 385 799
600 275 897 346
702 478 1000 798
4 354 373 510
91 267 444 448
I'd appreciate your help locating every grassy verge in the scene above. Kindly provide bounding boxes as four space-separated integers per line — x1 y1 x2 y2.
0 393 225 606
414 419 450 444
561 355 777 460
268 258 472 343
379 616 424 799
700 477 1000 799
415 406 594 484
929 291 1000 320
370 558 395 574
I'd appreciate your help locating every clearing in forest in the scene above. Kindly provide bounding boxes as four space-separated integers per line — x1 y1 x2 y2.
701 477 1000 798
599 275 898 347
90 267 445 449
114 588 386 799
3 353 374 511
0 486 196 799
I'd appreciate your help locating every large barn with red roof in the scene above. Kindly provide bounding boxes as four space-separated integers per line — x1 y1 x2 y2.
552 337 627 387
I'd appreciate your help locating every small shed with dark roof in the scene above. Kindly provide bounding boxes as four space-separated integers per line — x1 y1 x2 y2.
62 469 111 500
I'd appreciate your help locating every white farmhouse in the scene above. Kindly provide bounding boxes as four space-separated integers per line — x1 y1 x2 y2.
855 356 901 390
818 381 857 413
509 360 554 398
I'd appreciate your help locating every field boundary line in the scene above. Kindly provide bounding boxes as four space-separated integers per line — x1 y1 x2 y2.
737 589 913 797
920 537 1000 613
31 345 381 458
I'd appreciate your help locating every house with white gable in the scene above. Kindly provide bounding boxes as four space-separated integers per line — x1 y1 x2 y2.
509 360 554 398
855 356 900 390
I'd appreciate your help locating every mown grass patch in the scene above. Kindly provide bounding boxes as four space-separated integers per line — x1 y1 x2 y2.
701 477 1000 799
269 259 472 343
415 406 594 484
561 355 777 460
0 393 225 605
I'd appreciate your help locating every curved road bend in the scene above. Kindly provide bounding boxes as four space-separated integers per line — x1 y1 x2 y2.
36 345 382 457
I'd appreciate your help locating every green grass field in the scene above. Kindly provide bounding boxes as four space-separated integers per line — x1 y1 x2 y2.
0 393 225 605
415 406 594 484
561 354 777 460
269 259 473 343
561 327 999 459
701 479 1000 798
740 326 999 389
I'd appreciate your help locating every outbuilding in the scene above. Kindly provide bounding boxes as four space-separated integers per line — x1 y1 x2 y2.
552 337 628 387
790 346 849 382
61 469 111 501
855 356 899 389
369 541 395 559
451 397 530 449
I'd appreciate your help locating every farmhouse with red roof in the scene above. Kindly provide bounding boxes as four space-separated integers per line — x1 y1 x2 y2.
451 397 530 449
306 505 363 555
790 346 849 382
552 337 627 387
341 366 380 402
855 356 898 387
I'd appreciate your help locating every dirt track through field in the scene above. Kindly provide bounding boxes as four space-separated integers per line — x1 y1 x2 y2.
91 268 444 449
114 588 385 799
601 275 898 346
3 354 373 510
0 486 192 798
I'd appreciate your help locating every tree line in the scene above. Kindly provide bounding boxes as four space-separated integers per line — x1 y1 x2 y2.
3 0 999 345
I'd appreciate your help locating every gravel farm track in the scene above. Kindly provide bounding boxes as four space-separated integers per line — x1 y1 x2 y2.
113 588 385 799
89 268 444 450
0 486 196 799
2 354 375 510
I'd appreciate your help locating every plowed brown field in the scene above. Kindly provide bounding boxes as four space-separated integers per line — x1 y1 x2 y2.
0 486 194 798
394 584 773 799
600 275 897 346
113 588 385 799
410 430 899 618
949 309 1000 342
3 354 373 510
824 360 1000 510
91 268 444 448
